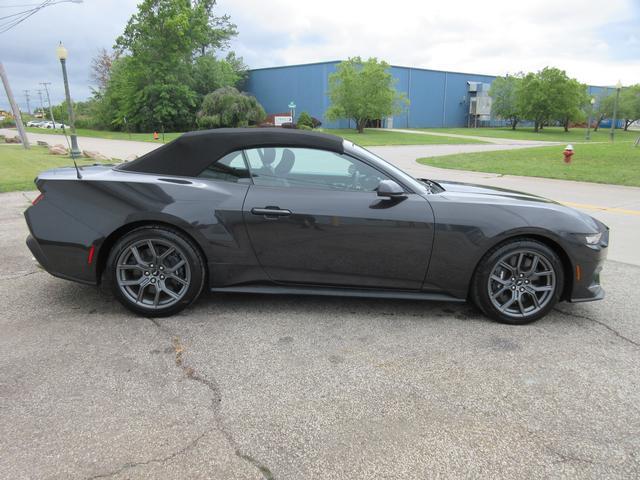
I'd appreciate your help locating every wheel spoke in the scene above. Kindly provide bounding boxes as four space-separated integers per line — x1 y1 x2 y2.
516 253 525 272
528 255 540 274
160 284 180 300
120 278 144 286
159 246 175 261
531 284 554 292
167 259 185 273
167 274 188 286
531 270 553 278
153 286 161 307
136 283 147 303
491 285 510 299
147 240 157 263
499 261 515 275
130 246 145 266
527 291 541 309
117 264 143 272
490 274 510 285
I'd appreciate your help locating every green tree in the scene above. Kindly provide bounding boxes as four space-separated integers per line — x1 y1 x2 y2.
517 67 580 132
488 74 522 130
96 0 241 132
619 84 640 131
592 91 616 132
297 111 314 128
196 86 265 128
326 57 408 133
556 78 588 132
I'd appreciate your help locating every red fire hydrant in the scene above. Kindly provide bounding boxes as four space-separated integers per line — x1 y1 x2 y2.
153 131 159 141
563 144 574 164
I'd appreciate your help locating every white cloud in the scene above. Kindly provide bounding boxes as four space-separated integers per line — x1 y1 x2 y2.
1 0 638 112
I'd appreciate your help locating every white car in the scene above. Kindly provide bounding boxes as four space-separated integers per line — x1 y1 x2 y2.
27 120 45 127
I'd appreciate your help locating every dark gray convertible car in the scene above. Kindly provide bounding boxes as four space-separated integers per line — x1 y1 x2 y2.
24 129 608 324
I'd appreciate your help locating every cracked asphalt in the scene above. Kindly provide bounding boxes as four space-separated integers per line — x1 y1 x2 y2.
1 190 639 479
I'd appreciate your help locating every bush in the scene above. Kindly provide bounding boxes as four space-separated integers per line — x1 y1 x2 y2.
297 124 312 130
197 86 266 129
311 116 322 128
1 118 16 128
297 111 313 128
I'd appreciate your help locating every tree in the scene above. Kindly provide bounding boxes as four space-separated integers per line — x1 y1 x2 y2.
196 86 265 128
326 57 408 133
488 74 522 130
95 0 241 131
90 48 118 93
297 111 313 128
592 91 616 132
556 78 588 132
517 67 580 132
619 84 640 131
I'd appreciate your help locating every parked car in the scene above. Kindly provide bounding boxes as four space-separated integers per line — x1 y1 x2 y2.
26 120 45 127
24 129 608 324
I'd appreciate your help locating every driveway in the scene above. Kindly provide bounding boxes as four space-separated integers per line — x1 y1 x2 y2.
1 190 639 479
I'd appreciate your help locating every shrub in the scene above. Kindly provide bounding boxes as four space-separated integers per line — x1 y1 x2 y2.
197 86 266 129
297 124 312 130
311 116 322 128
297 111 313 128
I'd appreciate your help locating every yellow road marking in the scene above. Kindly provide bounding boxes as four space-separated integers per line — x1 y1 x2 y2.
561 201 640 217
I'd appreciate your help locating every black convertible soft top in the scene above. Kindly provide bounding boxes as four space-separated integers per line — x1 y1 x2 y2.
118 128 344 177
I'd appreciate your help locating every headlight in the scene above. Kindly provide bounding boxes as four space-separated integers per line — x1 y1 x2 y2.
584 232 602 245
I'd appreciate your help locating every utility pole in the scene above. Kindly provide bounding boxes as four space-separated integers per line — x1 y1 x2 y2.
40 81 56 128
0 62 30 149
23 90 31 115
36 89 44 118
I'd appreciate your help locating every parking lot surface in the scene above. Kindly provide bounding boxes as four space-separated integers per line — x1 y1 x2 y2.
1 190 639 479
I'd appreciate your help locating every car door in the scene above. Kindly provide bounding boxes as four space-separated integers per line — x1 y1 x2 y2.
241 147 435 290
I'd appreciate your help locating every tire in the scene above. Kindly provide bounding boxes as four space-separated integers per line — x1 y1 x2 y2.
106 226 206 317
470 239 564 325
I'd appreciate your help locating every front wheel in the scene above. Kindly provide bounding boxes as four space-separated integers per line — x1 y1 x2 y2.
471 239 564 325
106 226 206 317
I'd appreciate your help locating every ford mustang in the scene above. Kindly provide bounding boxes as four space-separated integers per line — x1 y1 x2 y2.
24 129 608 324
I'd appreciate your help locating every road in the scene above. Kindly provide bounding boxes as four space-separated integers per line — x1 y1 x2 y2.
3 128 639 265
1 190 639 479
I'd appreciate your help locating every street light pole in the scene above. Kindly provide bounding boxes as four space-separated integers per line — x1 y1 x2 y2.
586 97 595 140
610 80 622 143
56 42 81 157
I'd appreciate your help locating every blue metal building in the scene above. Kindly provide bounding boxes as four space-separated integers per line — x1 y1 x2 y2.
245 61 618 129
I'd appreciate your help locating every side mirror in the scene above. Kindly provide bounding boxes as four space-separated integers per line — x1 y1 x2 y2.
377 179 405 197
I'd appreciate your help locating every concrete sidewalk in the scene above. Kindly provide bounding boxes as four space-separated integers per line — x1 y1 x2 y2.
381 128 563 146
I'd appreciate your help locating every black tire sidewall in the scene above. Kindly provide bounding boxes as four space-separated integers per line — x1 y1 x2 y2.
472 240 564 325
106 226 205 317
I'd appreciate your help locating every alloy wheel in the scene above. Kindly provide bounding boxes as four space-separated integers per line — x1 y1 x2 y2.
116 239 191 309
487 250 556 318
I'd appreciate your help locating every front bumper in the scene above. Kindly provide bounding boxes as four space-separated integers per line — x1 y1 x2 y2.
567 228 608 303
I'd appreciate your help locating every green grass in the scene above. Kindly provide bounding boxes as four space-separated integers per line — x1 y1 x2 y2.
324 128 487 145
418 142 640 186
415 126 640 143
0 145 97 192
18 126 488 146
24 126 182 143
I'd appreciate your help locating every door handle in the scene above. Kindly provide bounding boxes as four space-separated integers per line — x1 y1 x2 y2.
251 207 292 217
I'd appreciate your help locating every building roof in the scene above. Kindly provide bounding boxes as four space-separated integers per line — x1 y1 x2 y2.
118 128 344 177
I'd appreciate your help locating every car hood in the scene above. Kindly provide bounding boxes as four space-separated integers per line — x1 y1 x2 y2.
434 180 555 204
428 179 606 234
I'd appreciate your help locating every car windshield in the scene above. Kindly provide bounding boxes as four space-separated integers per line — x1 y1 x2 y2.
344 141 443 194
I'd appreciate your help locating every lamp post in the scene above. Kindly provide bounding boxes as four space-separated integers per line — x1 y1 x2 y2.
56 41 81 157
609 80 622 143
585 97 595 140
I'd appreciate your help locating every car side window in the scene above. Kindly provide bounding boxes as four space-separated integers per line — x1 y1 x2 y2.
198 151 251 183
243 147 390 191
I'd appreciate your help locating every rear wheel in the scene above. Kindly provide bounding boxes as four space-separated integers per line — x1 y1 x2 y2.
471 239 564 324
106 226 205 317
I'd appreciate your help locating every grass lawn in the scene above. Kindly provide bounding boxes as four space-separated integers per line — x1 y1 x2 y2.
325 128 488 146
0 145 98 192
19 126 488 146
418 142 640 187
416 126 640 143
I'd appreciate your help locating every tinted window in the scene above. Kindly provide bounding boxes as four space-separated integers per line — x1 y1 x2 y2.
198 151 251 183
244 147 389 191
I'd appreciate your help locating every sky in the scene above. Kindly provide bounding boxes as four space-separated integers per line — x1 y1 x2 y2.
1 0 639 112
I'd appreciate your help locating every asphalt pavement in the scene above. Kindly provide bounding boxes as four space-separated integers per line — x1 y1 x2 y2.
1 186 639 479
2 129 640 478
